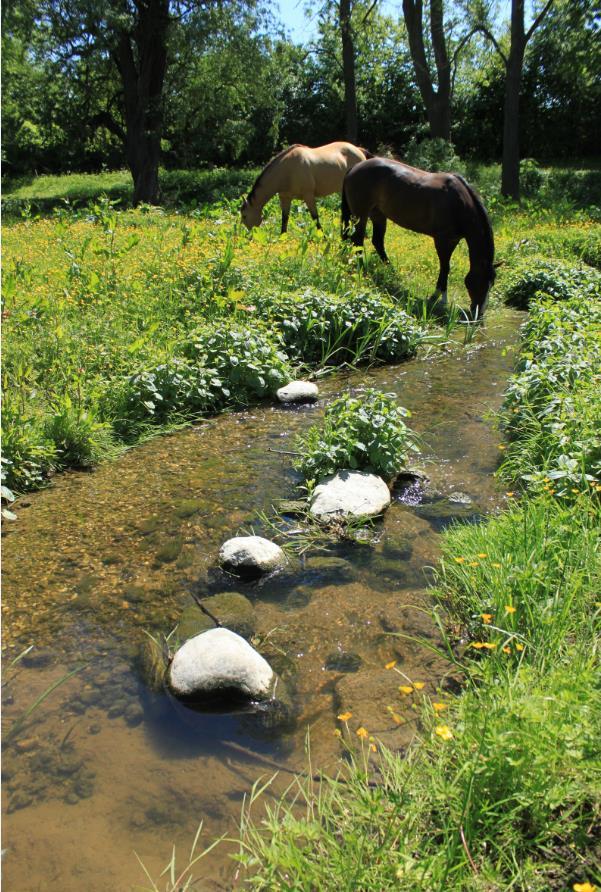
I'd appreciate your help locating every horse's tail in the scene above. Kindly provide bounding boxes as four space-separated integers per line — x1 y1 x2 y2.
454 174 495 263
358 147 375 160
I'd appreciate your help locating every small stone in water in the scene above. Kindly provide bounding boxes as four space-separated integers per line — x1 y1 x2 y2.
276 381 319 404
325 652 363 673
124 703 144 727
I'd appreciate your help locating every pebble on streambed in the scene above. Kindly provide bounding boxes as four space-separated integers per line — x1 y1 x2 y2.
219 535 287 579
168 627 276 703
309 470 391 521
276 380 319 404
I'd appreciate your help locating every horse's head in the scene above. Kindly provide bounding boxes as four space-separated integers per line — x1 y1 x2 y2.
241 198 262 230
465 262 497 319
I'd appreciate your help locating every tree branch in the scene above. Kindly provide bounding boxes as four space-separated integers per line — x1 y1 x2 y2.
525 0 554 44
474 24 508 67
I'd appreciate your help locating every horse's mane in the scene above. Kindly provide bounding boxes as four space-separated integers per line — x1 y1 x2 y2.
247 144 305 202
454 175 495 266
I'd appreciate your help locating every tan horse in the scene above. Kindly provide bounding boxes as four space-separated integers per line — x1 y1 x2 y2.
241 142 372 233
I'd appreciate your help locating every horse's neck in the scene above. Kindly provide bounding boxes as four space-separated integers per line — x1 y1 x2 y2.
465 224 492 273
250 169 279 211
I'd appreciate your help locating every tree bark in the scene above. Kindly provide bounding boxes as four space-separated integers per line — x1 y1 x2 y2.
501 0 526 198
402 0 451 141
114 0 169 205
339 0 358 143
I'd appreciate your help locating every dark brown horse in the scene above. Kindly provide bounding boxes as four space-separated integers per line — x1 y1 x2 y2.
342 157 497 319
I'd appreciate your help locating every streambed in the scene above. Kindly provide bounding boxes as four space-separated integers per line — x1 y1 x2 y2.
1 308 522 891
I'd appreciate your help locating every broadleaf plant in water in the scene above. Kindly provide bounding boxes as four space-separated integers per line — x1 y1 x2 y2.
294 389 419 483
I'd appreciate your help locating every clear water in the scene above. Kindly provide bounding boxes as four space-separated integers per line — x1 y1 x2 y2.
1 309 522 890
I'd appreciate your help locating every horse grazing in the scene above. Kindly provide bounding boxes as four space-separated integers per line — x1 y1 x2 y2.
342 157 497 319
241 142 372 234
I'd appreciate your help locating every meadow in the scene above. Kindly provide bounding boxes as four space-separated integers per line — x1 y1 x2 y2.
2 164 600 495
2 167 601 890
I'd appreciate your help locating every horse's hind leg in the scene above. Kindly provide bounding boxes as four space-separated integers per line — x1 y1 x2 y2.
279 195 291 234
370 209 389 263
305 195 322 230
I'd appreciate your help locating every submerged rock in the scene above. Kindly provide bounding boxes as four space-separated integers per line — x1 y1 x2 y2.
309 471 391 520
219 536 287 579
168 628 276 703
177 592 256 642
276 381 319 403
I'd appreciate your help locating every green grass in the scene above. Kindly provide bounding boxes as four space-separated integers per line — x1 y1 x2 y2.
2 170 600 493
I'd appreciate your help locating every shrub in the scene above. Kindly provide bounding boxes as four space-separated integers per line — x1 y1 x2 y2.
252 287 424 366
403 138 465 175
501 297 601 491
295 389 418 483
501 258 601 308
1 402 56 491
519 158 545 196
111 359 226 433
44 399 114 469
183 324 291 405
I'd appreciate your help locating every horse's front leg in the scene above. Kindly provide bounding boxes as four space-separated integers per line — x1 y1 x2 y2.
430 237 458 312
279 195 291 234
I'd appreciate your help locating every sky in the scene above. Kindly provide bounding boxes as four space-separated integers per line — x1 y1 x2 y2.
278 1 399 43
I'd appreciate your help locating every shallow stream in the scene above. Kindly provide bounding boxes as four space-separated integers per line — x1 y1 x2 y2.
2 308 522 891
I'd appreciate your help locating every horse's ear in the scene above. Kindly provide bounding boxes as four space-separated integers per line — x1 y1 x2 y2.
493 260 505 269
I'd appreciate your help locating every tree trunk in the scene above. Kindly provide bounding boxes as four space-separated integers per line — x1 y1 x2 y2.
501 0 526 199
429 0 451 140
114 0 169 205
340 0 358 143
403 0 451 141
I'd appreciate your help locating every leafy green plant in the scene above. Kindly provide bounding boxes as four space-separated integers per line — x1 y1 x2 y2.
44 397 114 469
183 324 291 405
252 287 424 366
500 296 601 492
501 257 601 308
295 389 419 483
111 359 225 433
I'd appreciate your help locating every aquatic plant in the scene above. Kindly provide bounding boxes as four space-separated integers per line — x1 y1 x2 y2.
295 389 419 483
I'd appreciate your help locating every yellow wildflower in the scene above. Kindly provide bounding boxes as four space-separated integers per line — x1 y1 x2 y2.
505 605 517 614
469 561 479 567
492 562 502 568
503 646 511 654
432 702 447 712
337 712 352 722
385 660 397 670
498 444 506 450
477 553 488 558
454 557 465 564
370 743 377 752
356 727 369 739
573 883 596 892
516 643 525 652
399 685 413 695
481 613 493 624
333 728 342 738
506 491 515 498
435 725 453 741
413 682 425 690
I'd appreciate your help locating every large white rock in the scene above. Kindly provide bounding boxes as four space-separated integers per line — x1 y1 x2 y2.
219 535 287 577
168 627 275 701
310 470 391 520
276 381 319 403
